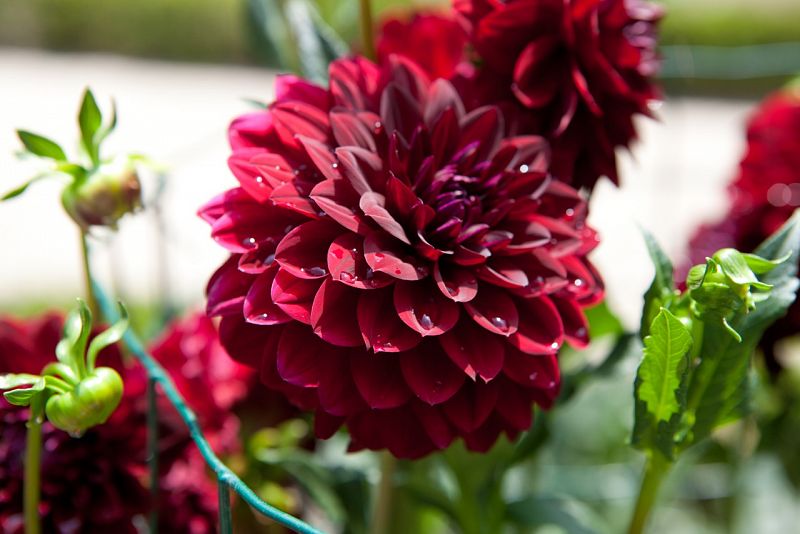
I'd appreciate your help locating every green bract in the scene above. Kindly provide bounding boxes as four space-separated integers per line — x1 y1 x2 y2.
1 88 143 231
0 299 129 436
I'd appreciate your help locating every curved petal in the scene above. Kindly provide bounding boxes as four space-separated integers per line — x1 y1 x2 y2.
328 232 393 289
433 261 478 302
243 266 291 325
350 352 413 409
310 278 363 347
357 288 421 352
317 351 366 416
551 295 589 348
276 323 325 388
275 220 343 279
309 178 370 234
508 296 564 354
393 281 460 336
364 231 430 280
441 379 499 432
400 342 465 405
439 321 505 382
206 256 251 317
270 268 321 324
463 285 519 336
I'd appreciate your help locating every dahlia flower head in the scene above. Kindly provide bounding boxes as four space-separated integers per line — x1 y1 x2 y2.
686 87 800 374
0 313 245 532
453 0 663 189
201 56 603 459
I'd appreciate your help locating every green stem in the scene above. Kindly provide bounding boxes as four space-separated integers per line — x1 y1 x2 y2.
359 0 376 60
24 414 43 534
369 452 396 534
80 229 100 320
627 453 670 534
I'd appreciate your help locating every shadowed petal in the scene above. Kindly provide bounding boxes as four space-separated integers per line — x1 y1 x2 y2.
463 285 519 336
244 266 292 325
400 342 464 405
434 262 478 302
509 296 564 354
207 256 251 317
275 220 343 278
364 231 430 280
270 268 321 324
394 281 460 336
439 321 505 381
442 379 499 432
350 352 413 409
310 278 363 347
328 232 393 289
358 288 421 352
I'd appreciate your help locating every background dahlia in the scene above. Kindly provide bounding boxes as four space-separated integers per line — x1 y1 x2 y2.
0 313 241 533
686 87 800 375
453 0 663 190
201 55 603 459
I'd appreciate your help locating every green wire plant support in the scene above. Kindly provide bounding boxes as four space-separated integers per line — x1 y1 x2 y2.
95 284 324 534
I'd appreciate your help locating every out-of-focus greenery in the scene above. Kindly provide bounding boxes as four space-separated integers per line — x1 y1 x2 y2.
1 0 799 64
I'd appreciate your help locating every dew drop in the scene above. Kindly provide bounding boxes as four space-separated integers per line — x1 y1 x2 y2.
339 272 355 283
532 276 545 287
373 121 382 132
550 342 560 350
331 162 339 169
365 268 375 279
573 278 584 287
575 327 587 338
274 165 282 171
415 266 429 277
445 283 458 296
519 164 530 173
265 253 275 265
242 237 257 247
565 208 575 218
303 266 327 276
419 313 434 330
490 316 508 331
260 312 270 320
255 176 264 184
528 372 538 381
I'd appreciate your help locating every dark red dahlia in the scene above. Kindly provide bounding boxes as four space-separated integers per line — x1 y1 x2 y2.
685 87 800 375
0 314 220 533
377 12 468 81
453 0 662 189
201 56 603 459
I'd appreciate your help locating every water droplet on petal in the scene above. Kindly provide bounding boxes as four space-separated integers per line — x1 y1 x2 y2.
573 278 584 287
550 342 560 350
302 266 327 276
331 162 339 169
255 176 264 184
490 316 508 331
575 327 587 338
445 283 458 296
519 164 530 173
242 237 257 247
260 312 270 320
419 313 434 330
565 208 575 218
528 372 538 381
339 272 355 283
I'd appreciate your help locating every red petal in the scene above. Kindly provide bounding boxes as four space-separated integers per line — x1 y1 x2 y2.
276 323 325 387
442 379 499 432
335 146 385 196
509 296 564 354
228 150 274 203
433 262 478 302
314 411 345 439
243 266 291 325
400 342 464 405
270 268 321 324
310 278 363 347
207 256 251 317
350 352 413 409
297 136 342 182
271 101 330 149
327 232 393 290
412 401 456 449
503 347 560 400
330 110 378 152
357 288 421 352
463 285 519 336
360 192 411 244
494 377 533 429
439 321 505 382
309 178 370 234
393 281 459 336
317 352 366 416
364 231 430 280
551 296 589 348
274 220 342 279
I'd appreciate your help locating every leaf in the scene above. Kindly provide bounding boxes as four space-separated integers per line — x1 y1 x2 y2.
284 0 330 84
715 248 771 291
585 300 624 339
640 229 676 339
743 252 791 274
16 130 67 161
0 373 42 390
506 496 605 534
78 88 102 165
86 302 129 371
96 98 117 144
3 376 45 406
56 299 93 377
1 173 51 201
687 211 800 445
632 308 693 459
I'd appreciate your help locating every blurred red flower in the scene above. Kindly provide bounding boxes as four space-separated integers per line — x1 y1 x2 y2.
377 12 468 80
0 312 247 532
453 0 663 189
201 56 603 458
686 87 800 374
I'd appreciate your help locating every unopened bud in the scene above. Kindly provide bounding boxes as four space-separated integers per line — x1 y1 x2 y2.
62 165 141 230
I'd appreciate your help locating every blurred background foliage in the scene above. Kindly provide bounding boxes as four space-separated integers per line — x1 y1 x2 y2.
1 0 800 94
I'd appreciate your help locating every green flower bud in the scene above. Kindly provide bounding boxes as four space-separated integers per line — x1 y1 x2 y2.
45 367 123 436
61 164 141 230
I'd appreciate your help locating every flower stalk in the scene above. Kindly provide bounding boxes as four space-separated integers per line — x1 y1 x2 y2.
80 229 100 319
627 452 669 534
369 452 396 534
359 0 375 60
24 405 43 534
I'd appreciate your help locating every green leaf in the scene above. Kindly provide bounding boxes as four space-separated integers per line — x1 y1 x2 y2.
640 229 676 339
3 376 45 406
284 0 330 84
78 88 102 165
633 309 693 459
743 251 791 274
96 98 117 144
715 248 771 291
637 309 693 422
1 173 52 201
86 302 129 372
16 130 67 160
0 373 42 390
506 496 604 534
687 211 800 445
56 299 93 377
